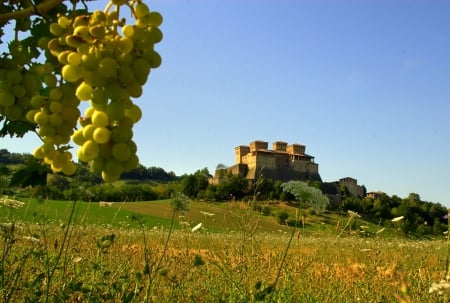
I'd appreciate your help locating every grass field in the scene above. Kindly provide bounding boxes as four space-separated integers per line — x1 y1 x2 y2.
0 197 448 302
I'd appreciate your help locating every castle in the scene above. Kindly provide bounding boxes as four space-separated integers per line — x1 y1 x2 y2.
210 140 321 184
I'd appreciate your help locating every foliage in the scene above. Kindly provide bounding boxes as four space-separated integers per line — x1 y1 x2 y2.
281 180 329 211
0 0 163 183
181 168 210 198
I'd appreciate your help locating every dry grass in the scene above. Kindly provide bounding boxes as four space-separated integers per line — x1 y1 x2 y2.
0 220 447 302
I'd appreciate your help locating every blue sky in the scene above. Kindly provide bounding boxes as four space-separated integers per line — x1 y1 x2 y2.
3 0 450 205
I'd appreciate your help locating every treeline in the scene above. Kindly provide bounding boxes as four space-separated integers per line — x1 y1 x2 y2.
336 191 448 236
1 150 448 236
0 149 28 164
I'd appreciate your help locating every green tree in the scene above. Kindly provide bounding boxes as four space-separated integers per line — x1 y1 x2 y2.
281 181 329 211
182 168 210 198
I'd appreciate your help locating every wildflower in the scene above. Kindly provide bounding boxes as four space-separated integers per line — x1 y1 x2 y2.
0 197 25 209
429 280 450 295
192 223 202 232
73 256 82 263
347 210 361 218
376 228 386 234
23 236 40 243
391 216 405 222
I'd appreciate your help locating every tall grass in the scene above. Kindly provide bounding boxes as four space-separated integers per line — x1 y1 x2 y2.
0 195 448 302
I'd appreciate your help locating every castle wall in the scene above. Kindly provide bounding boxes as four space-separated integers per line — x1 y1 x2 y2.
212 140 322 185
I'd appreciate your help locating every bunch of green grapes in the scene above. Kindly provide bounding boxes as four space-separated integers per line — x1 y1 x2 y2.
38 0 163 182
0 59 42 122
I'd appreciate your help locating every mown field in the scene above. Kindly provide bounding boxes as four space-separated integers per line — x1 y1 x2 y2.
0 197 448 302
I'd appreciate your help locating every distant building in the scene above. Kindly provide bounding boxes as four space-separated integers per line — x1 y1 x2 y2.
366 191 385 199
321 177 366 206
210 140 321 184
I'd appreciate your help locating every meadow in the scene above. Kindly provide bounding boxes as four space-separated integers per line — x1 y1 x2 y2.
0 197 448 302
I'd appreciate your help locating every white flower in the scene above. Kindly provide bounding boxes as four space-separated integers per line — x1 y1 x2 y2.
23 236 40 243
391 216 404 222
347 210 361 218
376 228 386 234
192 223 202 232
0 198 25 209
429 280 450 295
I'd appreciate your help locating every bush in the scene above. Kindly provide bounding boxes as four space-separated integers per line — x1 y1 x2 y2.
261 206 271 216
277 210 289 224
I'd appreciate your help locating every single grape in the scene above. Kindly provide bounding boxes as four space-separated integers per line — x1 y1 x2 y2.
93 127 111 144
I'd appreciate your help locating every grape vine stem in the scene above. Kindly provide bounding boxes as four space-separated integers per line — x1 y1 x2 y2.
0 0 63 23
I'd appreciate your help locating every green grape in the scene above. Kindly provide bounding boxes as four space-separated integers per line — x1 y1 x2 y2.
61 107 80 124
93 127 111 144
148 12 163 27
105 82 126 101
118 65 135 85
75 81 93 101
103 158 124 177
106 101 125 121
6 70 22 85
81 53 99 70
49 101 63 113
91 88 107 105
22 72 39 95
99 142 113 158
123 153 139 172
4 105 22 121
111 142 131 162
26 109 39 122
77 148 89 162
49 113 63 127
91 110 109 127
147 26 163 44
128 140 137 154
62 64 82 82
81 140 100 160
72 129 86 146
126 82 142 98
62 161 77 175
58 50 71 64
34 111 49 124
135 3 150 19
110 124 133 143
73 25 90 41
58 16 71 28
82 124 96 140
101 170 120 183
143 50 162 68
90 156 105 173
0 91 15 106
49 87 63 100
89 24 106 38
98 57 118 78
117 37 133 54
68 52 82 66
132 58 151 85
122 24 134 38
125 104 142 123
38 124 56 137
44 74 58 87
33 146 45 160
49 23 64 37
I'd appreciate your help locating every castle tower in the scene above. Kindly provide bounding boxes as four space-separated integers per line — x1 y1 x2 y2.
235 145 250 164
273 141 287 152
249 140 268 152
287 144 305 155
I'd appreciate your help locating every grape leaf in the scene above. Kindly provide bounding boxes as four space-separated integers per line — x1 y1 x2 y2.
0 117 37 138
9 157 48 187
